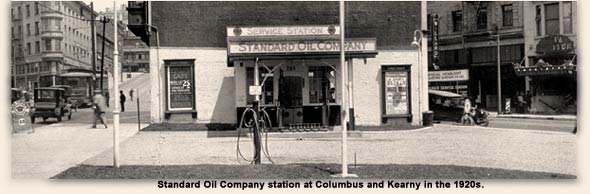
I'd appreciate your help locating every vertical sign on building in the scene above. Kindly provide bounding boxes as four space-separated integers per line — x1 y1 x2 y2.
382 66 411 116
165 59 196 111
432 14 440 67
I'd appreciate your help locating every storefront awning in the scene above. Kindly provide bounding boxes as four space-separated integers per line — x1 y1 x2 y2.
514 65 576 76
60 72 102 77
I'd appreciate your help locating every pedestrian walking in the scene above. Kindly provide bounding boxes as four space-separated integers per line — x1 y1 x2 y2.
120 90 126 112
525 90 532 113
105 91 110 107
91 90 108 129
517 91 525 113
129 89 134 102
461 97 474 125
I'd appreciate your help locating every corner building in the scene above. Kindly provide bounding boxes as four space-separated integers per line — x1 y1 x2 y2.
127 1 429 129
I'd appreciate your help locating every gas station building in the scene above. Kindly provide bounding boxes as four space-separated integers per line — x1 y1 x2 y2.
127 1 429 129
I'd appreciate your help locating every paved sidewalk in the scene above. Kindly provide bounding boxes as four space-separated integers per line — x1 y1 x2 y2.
81 124 576 176
11 123 145 178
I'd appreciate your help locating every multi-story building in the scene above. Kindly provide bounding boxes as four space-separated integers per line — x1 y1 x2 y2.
516 1 577 114
122 30 150 73
11 1 95 90
428 1 526 111
128 1 429 128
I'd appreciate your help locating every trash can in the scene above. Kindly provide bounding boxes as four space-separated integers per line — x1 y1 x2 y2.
423 111 434 127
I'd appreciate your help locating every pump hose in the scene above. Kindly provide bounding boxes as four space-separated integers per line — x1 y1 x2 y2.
236 107 276 165
236 108 256 164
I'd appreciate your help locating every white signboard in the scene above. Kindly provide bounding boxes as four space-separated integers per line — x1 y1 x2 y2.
249 85 262 96
428 69 469 82
228 38 377 54
228 25 340 37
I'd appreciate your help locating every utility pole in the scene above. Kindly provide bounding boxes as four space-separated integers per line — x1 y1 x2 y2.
90 2 97 93
496 35 502 114
100 16 109 91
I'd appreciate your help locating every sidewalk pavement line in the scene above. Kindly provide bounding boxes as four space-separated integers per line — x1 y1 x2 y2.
436 123 572 135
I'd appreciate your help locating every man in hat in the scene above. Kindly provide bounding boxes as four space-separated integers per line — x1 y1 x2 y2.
91 90 108 128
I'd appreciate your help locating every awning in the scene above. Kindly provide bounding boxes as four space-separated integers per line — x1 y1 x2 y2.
514 65 576 76
428 89 462 98
60 72 102 77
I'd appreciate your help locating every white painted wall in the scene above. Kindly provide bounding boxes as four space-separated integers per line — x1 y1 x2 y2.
149 47 235 123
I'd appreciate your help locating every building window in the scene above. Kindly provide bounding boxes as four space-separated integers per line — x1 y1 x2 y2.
309 66 336 104
536 5 542 36
35 22 39 35
11 8 14 19
18 25 22 36
35 3 39 15
45 39 52 51
35 41 40 54
452 10 462 32
502 4 513 27
17 6 21 18
26 4 30 17
563 2 573 34
545 3 559 35
476 7 487 30
26 43 31 55
26 23 31 36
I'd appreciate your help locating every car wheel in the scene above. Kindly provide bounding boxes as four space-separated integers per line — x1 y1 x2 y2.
43 117 47 122
57 116 62 122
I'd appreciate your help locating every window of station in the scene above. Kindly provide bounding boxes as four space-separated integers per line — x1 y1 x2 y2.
308 66 336 104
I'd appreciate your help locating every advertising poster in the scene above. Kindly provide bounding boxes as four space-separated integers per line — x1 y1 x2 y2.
167 65 194 110
384 71 408 115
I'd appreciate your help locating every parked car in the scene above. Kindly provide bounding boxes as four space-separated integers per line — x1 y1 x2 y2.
31 87 72 123
428 89 489 126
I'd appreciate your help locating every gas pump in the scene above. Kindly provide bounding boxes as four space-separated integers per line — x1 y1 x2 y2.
236 58 281 165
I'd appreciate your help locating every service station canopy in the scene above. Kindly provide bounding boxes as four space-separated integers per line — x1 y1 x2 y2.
227 25 377 61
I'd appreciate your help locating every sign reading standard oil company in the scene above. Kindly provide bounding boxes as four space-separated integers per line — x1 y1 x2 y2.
227 25 376 55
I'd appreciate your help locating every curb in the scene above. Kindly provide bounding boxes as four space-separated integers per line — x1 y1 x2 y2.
496 114 577 121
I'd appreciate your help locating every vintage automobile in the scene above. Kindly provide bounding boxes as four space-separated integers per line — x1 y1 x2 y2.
31 87 73 123
428 89 489 126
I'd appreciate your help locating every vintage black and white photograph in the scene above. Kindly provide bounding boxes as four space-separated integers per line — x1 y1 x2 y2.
7 0 581 187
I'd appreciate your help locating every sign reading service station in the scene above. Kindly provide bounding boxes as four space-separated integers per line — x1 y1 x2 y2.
228 25 340 37
227 25 376 55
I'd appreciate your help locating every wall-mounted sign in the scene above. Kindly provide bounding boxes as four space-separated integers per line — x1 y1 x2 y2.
228 25 339 37
382 66 410 116
428 69 469 82
165 59 195 111
536 35 575 55
228 38 377 54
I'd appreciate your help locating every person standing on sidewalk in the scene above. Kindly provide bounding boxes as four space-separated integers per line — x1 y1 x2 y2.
120 90 126 112
91 90 108 129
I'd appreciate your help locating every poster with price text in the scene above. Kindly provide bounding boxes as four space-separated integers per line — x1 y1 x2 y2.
166 63 194 111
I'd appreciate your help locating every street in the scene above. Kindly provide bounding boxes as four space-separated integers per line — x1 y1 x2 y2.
436 117 576 133
30 108 150 130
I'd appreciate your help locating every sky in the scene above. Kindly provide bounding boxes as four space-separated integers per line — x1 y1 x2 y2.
82 0 127 12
